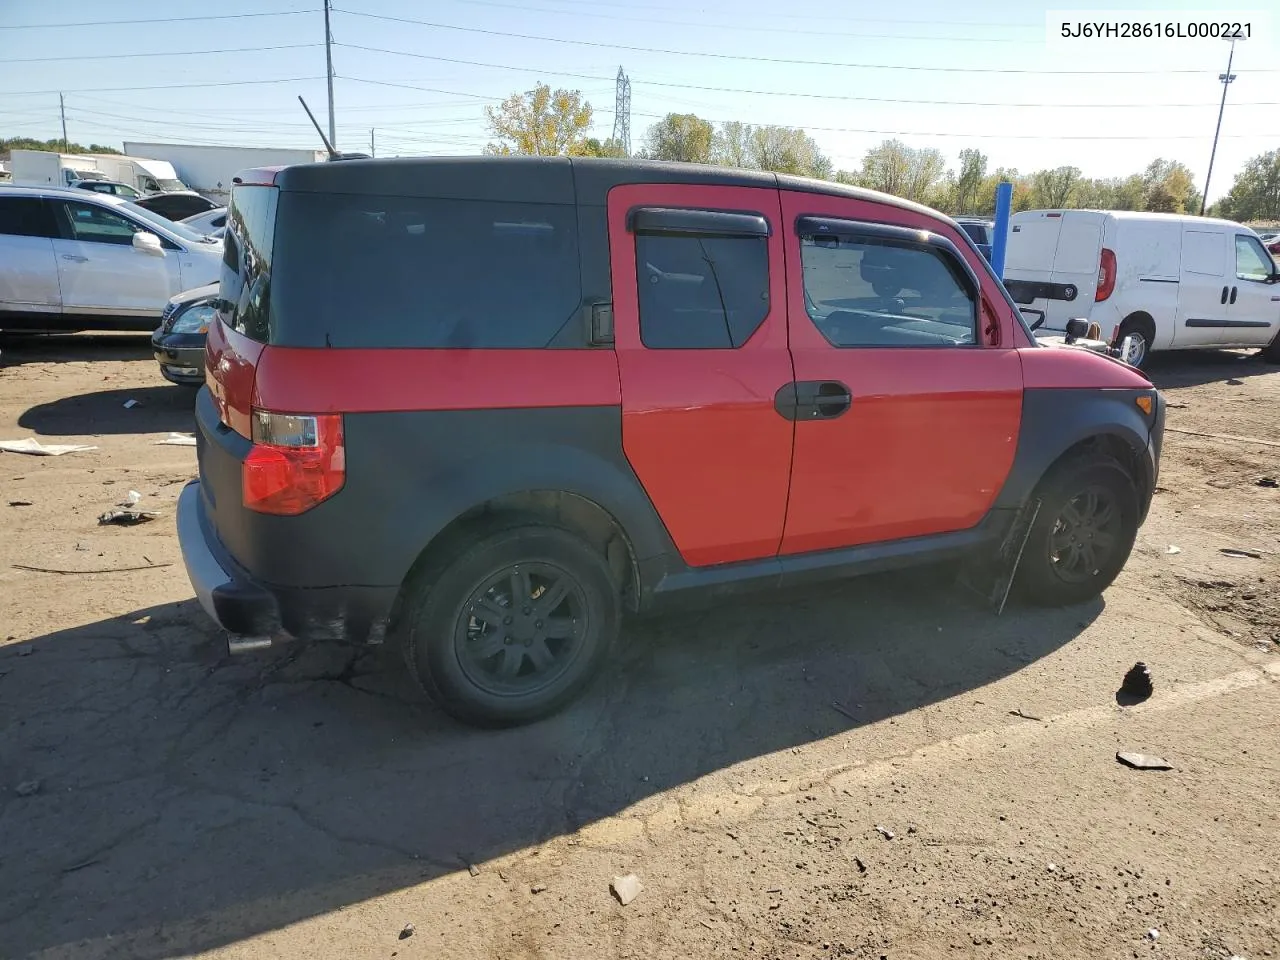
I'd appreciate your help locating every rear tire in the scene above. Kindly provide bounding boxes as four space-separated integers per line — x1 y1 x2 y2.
1116 315 1155 369
1261 332 1280 364
1017 453 1140 607
401 521 620 727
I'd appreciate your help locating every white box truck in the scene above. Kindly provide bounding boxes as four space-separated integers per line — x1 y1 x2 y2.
9 149 104 187
89 154 188 194
122 142 326 202
1004 209 1280 367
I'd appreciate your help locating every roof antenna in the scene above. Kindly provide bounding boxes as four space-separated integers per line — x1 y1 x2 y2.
299 95 338 160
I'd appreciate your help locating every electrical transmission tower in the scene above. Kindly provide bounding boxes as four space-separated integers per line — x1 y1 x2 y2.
611 67 632 156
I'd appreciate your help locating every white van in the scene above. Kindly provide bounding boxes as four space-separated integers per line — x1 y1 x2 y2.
1004 210 1280 367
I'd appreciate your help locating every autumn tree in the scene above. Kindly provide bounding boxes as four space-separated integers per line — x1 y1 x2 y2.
645 113 714 163
1029 166 1082 208
573 137 627 158
746 125 829 177
484 84 593 156
711 121 752 168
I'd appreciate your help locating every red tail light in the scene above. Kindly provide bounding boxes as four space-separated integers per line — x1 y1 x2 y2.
242 411 345 515
1096 247 1117 302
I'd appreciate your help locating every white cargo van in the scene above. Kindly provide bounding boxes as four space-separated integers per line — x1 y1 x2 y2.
1004 210 1280 367
89 155 188 194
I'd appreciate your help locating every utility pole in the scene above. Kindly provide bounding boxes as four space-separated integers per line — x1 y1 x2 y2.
323 0 337 150
59 93 68 152
370 128 375 158
1201 38 1238 216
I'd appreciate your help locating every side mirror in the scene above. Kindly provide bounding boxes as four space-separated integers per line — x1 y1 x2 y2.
1064 317 1091 343
1019 307 1045 331
132 231 165 257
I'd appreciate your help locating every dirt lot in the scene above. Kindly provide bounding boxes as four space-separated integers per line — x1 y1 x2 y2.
1 336 1278 960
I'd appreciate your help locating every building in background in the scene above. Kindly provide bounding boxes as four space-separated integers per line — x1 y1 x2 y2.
122 143 327 202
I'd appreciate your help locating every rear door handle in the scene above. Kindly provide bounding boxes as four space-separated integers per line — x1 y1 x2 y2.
774 381 852 421
61 254 88 263
1220 285 1229 304
1230 285 1238 304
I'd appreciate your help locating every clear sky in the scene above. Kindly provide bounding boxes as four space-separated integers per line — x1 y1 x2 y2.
1 0 1276 203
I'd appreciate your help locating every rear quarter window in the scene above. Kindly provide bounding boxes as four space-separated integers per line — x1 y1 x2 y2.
270 193 582 348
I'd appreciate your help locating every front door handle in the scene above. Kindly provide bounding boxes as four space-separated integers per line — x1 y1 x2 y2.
774 381 852 421
1220 285 1229 304
1230 285 1238 304
61 254 88 263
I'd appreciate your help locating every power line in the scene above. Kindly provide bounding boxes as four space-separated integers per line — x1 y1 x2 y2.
0 10 312 29
7 77 326 97
5 43 321 65
428 0 1029 42
331 9 1277 74
335 46 1280 109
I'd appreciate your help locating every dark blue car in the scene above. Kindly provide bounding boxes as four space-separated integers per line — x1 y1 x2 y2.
956 217 993 262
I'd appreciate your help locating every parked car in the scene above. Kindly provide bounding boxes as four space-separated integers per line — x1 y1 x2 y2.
152 283 217 385
955 216 994 261
180 207 227 237
1264 234 1280 256
1004 210 1280 368
0 185 222 332
178 157 1165 727
132 191 219 222
71 178 144 200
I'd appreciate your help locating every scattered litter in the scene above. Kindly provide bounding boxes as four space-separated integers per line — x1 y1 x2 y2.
8 500 32 507
530 883 547 894
875 825 894 841
463 860 479 878
1117 751 1172 771
17 646 34 657
123 398 140 409
13 562 172 575
1119 662 1154 704
1258 477 1279 488
119 490 141 507
854 856 867 873
766 888 783 894
155 432 197 447
1009 708 1044 721
1146 928 1159 941
398 922 415 940
15 780 41 797
699 919 716 931
0 438 97 457
97 509 158 526
1221 548 1262 559
610 873 643 906
1165 545 1182 555
831 701 857 721
1047 862 1058 872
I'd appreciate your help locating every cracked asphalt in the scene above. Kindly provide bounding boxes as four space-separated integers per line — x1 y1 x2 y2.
2 335 1279 959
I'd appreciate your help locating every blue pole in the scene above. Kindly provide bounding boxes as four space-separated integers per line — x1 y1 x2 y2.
990 180 1013 280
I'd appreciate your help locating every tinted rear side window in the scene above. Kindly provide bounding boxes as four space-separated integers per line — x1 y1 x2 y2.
219 185 278 342
0 197 57 238
269 193 581 348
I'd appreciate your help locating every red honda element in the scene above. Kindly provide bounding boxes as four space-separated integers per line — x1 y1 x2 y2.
178 157 1164 726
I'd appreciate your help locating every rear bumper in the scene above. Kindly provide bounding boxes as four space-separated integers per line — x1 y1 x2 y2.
176 480 396 644
151 332 205 384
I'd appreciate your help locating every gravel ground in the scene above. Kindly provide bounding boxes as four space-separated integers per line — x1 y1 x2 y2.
1 335 1278 960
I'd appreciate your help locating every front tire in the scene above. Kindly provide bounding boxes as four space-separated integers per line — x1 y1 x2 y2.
1115 316 1154 369
402 522 620 726
1017 454 1140 607
1261 332 1280 364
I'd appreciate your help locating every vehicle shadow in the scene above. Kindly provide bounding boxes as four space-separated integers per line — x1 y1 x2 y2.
18 384 195 437
0 575 1099 958
0 332 154 368
1144 348 1274 389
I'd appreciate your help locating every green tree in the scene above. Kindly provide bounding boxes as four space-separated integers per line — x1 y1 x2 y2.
1218 149 1280 221
859 140 912 196
952 148 988 214
747 125 829 177
1 137 121 156
712 121 752 168
484 84 593 156
904 147 946 203
1029 166 1082 208
644 113 714 163
572 137 627 158
1141 158 1197 213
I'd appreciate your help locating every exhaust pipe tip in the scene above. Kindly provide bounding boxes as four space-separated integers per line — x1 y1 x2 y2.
227 634 273 655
